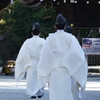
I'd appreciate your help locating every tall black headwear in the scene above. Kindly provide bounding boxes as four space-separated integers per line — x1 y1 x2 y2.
32 22 40 32
55 13 67 25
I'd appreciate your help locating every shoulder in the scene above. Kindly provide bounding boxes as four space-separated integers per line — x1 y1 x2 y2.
23 37 34 45
71 34 77 40
26 37 33 41
39 37 45 43
23 39 28 44
44 33 56 44
40 37 45 41
49 33 55 36
65 32 75 39
47 33 55 39
25 38 32 43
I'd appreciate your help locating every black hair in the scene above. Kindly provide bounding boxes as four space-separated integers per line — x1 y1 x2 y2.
32 29 40 35
56 23 66 30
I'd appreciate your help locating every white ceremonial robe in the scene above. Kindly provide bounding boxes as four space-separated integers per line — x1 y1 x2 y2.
15 36 45 96
37 30 88 100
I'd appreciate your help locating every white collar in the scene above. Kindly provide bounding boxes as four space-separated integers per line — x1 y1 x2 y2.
33 36 39 38
57 30 64 32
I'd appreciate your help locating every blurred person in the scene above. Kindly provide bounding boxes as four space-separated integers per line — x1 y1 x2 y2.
15 22 45 98
37 14 88 100
65 25 73 34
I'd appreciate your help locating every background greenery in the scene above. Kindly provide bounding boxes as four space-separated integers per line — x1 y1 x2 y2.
0 0 100 66
0 0 56 66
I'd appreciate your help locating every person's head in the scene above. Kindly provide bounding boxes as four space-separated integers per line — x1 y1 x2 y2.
64 26 73 34
32 22 40 36
55 13 66 30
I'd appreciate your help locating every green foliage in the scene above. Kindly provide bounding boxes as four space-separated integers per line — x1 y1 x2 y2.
0 0 56 65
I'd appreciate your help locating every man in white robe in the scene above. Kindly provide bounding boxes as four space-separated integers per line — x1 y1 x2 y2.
15 22 45 98
37 14 88 100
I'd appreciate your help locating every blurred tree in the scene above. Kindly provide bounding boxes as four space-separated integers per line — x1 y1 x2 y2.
0 0 56 65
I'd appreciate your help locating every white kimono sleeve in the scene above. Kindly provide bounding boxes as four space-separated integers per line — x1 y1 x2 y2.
62 36 88 89
15 41 32 81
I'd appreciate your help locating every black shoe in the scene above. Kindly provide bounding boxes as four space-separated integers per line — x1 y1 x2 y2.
38 93 44 98
31 96 36 99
